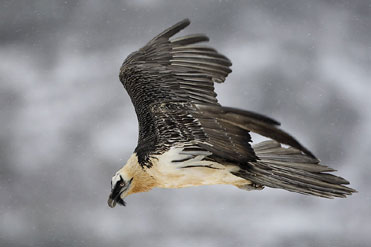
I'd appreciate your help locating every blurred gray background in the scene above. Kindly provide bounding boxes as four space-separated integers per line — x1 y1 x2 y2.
1 0 370 246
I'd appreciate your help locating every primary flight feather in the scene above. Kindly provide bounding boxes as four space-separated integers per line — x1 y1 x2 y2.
107 19 355 208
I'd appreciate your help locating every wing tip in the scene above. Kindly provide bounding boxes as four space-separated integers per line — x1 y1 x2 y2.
154 18 191 40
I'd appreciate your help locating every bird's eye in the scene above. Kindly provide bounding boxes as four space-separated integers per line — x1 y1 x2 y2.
120 182 125 187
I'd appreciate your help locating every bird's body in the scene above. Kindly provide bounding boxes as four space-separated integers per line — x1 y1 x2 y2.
107 19 355 207
122 147 249 191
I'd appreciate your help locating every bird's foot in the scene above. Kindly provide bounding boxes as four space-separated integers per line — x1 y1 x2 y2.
237 183 264 191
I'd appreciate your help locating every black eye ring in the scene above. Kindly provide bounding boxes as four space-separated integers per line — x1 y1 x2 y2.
119 175 126 187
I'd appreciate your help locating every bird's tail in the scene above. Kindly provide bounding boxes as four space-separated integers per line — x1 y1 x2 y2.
235 140 356 198
194 104 356 198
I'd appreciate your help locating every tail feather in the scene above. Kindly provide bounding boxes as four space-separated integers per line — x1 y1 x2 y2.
194 104 356 198
234 140 356 198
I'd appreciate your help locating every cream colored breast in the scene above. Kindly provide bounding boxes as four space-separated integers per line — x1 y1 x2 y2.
147 147 249 188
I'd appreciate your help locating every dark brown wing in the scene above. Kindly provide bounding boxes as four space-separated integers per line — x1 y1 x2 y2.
119 19 314 167
119 19 255 166
120 19 231 106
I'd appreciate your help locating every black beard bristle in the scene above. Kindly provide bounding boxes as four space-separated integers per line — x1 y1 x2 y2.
117 198 126 207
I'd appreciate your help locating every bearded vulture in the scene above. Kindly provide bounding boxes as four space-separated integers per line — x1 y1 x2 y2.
107 19 356 207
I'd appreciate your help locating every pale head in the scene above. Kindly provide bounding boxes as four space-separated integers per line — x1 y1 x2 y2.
107 171 133 208
107 153 157 208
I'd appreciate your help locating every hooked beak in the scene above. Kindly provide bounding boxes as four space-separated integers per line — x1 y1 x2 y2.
107 178 133 208
107 187 126 208
107 194 119 208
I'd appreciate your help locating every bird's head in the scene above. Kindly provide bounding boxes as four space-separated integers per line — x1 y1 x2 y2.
107 171 133 208
107 153 156 208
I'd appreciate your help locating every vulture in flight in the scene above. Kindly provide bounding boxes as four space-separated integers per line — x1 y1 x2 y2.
107 19 355 207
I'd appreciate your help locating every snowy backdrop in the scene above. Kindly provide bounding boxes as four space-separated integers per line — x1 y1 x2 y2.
1 0 370 246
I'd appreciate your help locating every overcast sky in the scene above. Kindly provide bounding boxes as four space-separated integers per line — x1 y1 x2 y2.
1 1 370 246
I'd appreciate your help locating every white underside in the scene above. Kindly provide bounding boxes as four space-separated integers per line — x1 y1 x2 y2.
148 147 250 189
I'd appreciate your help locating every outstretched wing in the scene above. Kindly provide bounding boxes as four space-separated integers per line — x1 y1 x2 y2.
119 19 314 167
120 19 252 165
120 19 230 106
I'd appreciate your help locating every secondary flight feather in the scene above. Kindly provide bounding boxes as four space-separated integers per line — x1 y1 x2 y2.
107 19 356 207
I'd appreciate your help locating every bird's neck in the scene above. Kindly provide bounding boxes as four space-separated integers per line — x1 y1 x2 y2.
120 153 157 195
